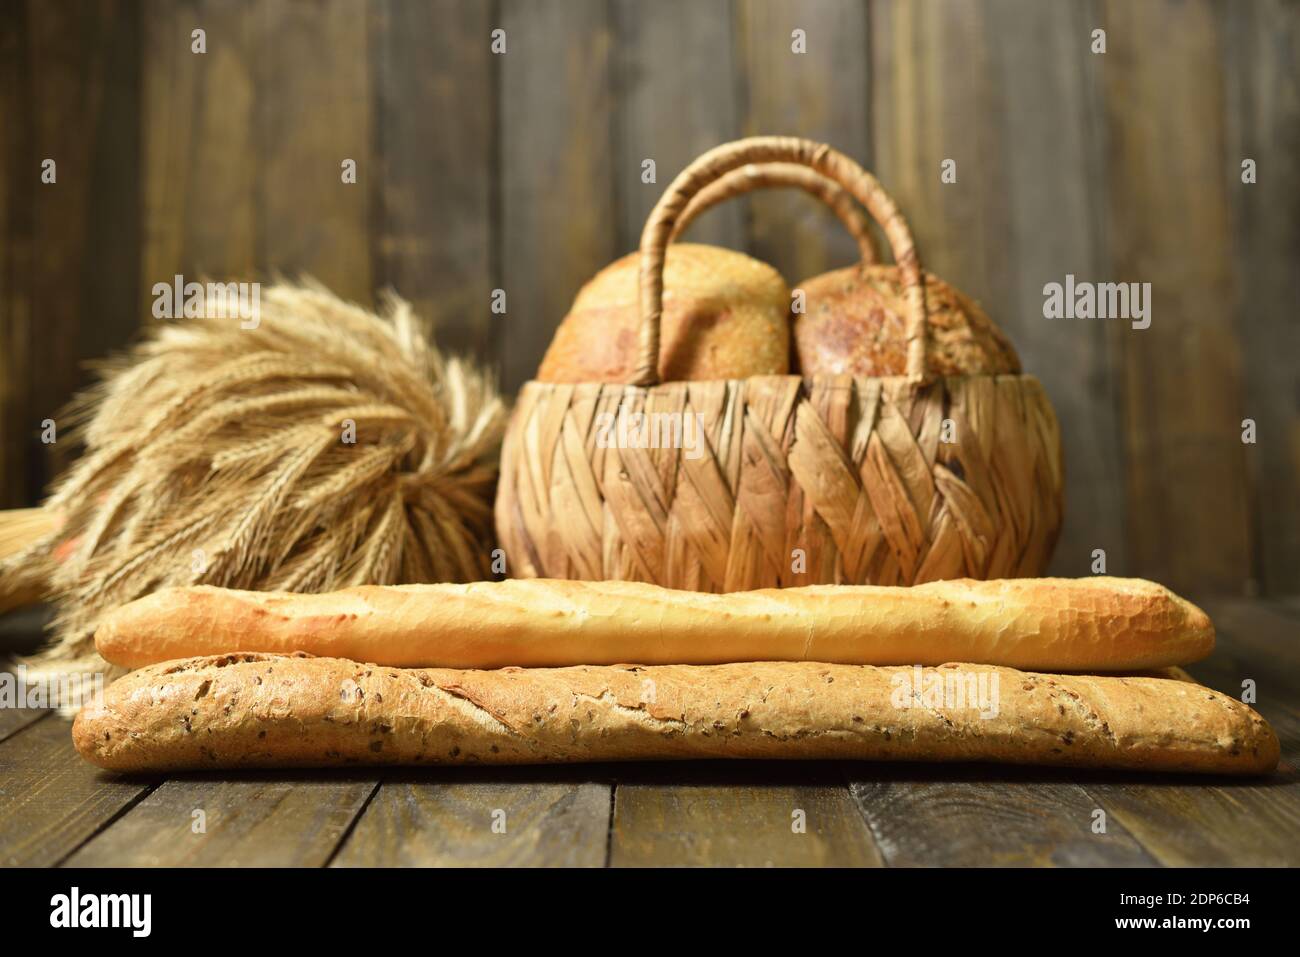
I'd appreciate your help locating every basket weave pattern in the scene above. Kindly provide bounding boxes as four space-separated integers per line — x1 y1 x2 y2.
496 137 1063 590
497 373 1061 590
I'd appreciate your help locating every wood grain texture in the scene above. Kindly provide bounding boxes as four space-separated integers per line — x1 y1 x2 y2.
0 703 47 745
736 0 872 282
1221 0 1300 596
368 0 496 360
1197 596 1300 702
140 0 258 310
871 0 1008 302
332 773 610 867
847 765 1156 867
849 608 1300 868
871 0 1127 579
3 1 1298 598
1073 598 1300 868
0 3 27 506
2 0 141 505
499 0 618 393
610 762 882 867
0 716 154 866
1079 775 1300 867
1102 0 1252 594
65 775 376 867
257 0 372 304
612 0 743 253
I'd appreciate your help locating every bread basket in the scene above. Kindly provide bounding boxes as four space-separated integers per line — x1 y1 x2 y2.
495 137 1063 590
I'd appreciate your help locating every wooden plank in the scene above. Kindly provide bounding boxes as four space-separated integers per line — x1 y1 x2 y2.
870 0 1010 313
1197 596 1300 701
1102 0 1253 594
1073 598 1300 867
41 0 143 466
332 771 610 867
1220 0 1300 596
848 595 1300 868
847 765 1156 867
78 0 146 373
610 762 882 867
612 0 742 253
66 775 377 867
736 0 872 281
0 704 48 746
0 716 155 866
139 0 258 312
976 0 1125 579
871 0 1127 577
0 2 28 506
499 0 619 393
1079 775 1300 867
368 0 495 362
2 0 142 505
257 0 372 304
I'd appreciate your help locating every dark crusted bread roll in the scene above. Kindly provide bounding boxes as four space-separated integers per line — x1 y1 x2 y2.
794 264 1021 377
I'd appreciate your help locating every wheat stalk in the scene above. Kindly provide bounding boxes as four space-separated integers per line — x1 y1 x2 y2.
2 281 506 692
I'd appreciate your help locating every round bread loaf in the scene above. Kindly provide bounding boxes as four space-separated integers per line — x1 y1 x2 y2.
794 264 1021 377
536 243 790 383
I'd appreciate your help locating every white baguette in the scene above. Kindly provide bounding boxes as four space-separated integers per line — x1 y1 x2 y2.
72 653 1277 774
94 577 1214 672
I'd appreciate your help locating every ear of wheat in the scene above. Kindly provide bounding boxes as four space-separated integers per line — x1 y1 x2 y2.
2 281 506 686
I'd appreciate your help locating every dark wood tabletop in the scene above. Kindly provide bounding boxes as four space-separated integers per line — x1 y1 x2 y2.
1 595 1297 868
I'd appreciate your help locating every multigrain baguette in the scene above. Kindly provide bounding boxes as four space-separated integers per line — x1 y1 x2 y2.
94 577 1215 672
72 654 1277 774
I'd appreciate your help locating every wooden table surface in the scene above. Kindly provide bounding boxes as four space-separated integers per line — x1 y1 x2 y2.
1 596 1297 868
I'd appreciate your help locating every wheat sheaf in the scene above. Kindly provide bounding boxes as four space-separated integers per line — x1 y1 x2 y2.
6 282 506 682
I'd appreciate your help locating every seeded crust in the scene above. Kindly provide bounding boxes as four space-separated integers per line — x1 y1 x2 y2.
794 264 1022 377
536 243 791 383
73 655 1278 775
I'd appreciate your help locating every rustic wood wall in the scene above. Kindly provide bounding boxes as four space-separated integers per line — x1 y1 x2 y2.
1 0 1296 597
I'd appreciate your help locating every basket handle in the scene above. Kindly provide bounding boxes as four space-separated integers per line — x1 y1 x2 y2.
635 137 928 386
667 163 880 265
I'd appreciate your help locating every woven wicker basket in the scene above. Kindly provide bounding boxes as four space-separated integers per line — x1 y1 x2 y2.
495 137 1063 591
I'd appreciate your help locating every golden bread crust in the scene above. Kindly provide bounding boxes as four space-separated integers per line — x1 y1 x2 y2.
537 244 790 383
74 654 1278 774
794 264 1022 377
97 576 1213 674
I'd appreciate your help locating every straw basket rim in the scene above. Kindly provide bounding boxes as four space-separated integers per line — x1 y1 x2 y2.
497 371 1063 590
516 371 1049 392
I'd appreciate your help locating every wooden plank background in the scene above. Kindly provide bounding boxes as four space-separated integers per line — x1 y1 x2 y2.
1 0 1296 597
